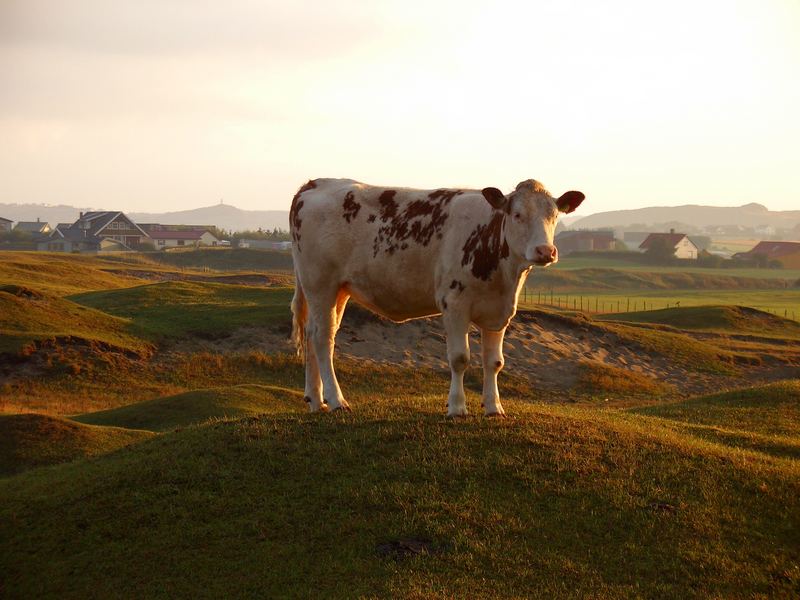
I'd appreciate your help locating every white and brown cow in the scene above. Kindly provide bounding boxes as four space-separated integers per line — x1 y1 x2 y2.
289 178 584 416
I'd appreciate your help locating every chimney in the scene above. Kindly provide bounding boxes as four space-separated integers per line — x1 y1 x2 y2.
37 217 40 222
669 228 675 234
79 212 84 219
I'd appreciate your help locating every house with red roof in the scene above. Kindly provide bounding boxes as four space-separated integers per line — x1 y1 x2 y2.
735 241 800 268
138 224 220 249
638 229 699 259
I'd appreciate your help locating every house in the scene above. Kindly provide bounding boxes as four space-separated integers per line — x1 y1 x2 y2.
14 219 51 235
554 230 615 256
145 229 220 249
639 229 699 259
38 211 150 253
237 239 292 250
0 217 12 233
735 241 800 268
138 224 220 249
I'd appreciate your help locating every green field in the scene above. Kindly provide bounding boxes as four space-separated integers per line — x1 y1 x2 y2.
521 289 800 320
552 255 800 281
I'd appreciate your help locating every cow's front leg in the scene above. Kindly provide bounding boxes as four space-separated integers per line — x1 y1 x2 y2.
443 314 470 417
481 327 506 417
308 302 349 412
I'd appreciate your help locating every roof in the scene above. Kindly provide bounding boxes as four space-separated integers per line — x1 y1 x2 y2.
147 230 215 240
66 212 149 239
0 217 12 223
744 241 800 258
639 232 688 250
14 221 50 232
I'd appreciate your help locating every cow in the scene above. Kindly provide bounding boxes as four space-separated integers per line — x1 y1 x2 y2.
289 178 584 416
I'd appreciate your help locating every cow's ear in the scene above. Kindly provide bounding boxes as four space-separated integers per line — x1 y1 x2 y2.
556 191 585 214
482 187 508 211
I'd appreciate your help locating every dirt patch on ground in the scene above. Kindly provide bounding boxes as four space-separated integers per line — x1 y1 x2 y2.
186 307 800 397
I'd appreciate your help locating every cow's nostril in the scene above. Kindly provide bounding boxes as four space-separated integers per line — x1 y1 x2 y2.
535 245 557 263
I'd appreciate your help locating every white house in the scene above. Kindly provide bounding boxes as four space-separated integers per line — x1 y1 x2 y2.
638 230 699 259
144 229 220 249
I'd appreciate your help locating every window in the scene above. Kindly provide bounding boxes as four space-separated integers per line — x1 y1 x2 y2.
158 239 165 246
177 240 185 246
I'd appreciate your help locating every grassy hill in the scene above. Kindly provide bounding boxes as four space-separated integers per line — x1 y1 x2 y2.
141 248 294 271
74 384 305 431
70 281 293 341
629 381 800 459
598 305 800 338
0 413 153 476
0 284 152 356
1 387 798 598
530 267 793 292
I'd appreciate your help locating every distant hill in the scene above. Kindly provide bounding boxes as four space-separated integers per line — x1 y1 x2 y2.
0 202 289 232
0 203 89 226
570 203 800 230
129 204 288 232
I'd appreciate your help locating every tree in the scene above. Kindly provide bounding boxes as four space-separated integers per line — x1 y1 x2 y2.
643 237 676 264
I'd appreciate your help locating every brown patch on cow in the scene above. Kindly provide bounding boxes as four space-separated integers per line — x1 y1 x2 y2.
367 214 376 223
373 189 461 257
441 297 448 310
449 280 465 292
378 190 398 220
290 180 317 250
342 190 361 223
461 211 509 281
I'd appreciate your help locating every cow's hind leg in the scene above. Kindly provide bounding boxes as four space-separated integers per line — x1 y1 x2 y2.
480 327 506 417
308 289 350 412
443 314 470 417
303 318 325 412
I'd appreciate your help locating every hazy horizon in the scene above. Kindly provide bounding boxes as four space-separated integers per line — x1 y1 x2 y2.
2 0 799 216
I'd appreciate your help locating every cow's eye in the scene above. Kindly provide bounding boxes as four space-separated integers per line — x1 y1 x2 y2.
513 212 522 221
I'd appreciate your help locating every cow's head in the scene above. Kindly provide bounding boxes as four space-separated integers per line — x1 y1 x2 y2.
482 179 584 267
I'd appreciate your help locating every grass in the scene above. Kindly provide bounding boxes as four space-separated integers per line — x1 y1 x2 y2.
530 266 794 291
576 361 676 398
73 384 306 431
139 247 294 271
0 284 151 356
598 305 800 338
69 281 293 341
1 391 799 598
521 288 800 321
0 413 153 477
552 255 800 280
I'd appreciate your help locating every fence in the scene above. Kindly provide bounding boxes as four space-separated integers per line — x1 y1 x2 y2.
520 287 799 321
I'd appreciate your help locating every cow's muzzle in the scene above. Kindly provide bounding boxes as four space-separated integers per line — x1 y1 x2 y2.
531 244 558 266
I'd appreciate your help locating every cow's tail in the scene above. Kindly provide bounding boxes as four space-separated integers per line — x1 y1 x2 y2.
291 273 307 359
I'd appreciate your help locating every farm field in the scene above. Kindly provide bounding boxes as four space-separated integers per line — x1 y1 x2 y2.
551 255 800 281
1 251 799 598
520 289 800 320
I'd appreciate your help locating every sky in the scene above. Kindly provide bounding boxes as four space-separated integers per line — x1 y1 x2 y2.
1 0 799 216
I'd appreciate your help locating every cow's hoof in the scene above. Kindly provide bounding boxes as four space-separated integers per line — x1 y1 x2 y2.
329 400 352 413
446 409 468 419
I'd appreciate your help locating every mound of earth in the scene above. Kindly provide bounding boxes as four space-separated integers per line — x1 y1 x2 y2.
74 384 305 431
0 413 153 476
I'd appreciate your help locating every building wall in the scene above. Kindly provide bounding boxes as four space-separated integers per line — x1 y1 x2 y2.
0 221 11 233
777 252 800 269
674 237 698 259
